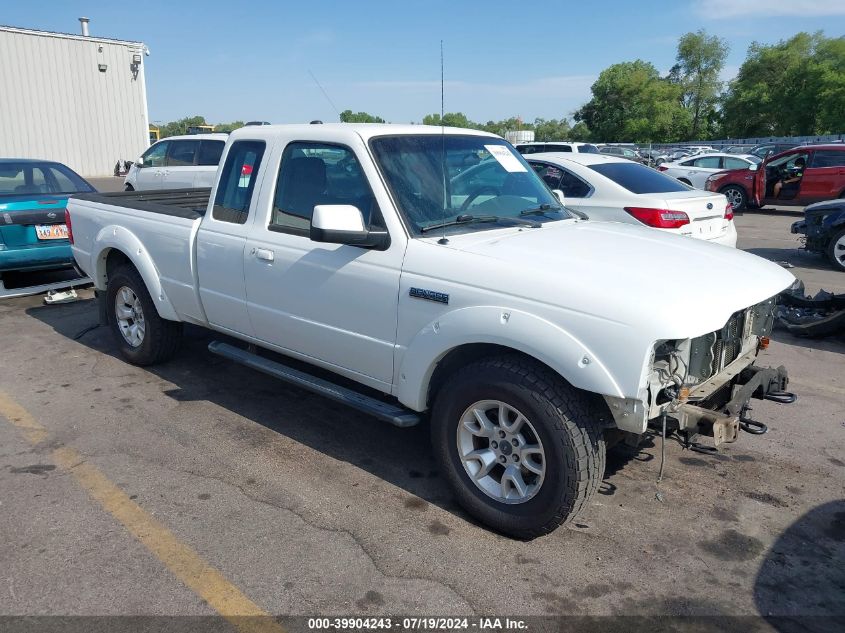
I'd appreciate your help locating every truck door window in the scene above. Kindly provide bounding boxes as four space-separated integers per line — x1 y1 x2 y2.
142 141 169 168
270 142 383 235
166 140 200 167
211 140 265 224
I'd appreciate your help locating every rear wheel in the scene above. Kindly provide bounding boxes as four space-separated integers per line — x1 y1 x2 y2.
827 228 845 272
124 184 134 191
678 178 692 186
431 355 606 539
721 185 747 210
106 264 182 365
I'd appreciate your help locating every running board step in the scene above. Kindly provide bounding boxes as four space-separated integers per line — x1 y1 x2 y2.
207 341 420 428
0 275 90 299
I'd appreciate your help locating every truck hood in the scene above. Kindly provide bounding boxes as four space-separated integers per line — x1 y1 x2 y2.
433 220 794 339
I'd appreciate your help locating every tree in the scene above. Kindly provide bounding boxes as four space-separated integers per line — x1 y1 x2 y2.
422 112 473 128
721 32 845 137
340 110 385 123
159 115 208 138
532 118 571 141
215 121 245 133
568 121 591 142
671 30 729 139
574 61 689 142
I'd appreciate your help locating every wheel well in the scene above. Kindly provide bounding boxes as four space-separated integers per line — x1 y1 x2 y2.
103 248 133 284
425 343 615 432
426 344 556 409
678 178 692 185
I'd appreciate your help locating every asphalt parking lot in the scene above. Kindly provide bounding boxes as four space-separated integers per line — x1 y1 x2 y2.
1 200 843 628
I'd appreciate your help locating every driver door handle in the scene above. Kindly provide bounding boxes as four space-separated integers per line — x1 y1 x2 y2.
255 248 274 262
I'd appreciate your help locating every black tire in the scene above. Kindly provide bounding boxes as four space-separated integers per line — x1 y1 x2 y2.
106 264 182 365
826 227 845 272
678 178 692 186
721 185 747 211
124 184 134 191
431 355 607 539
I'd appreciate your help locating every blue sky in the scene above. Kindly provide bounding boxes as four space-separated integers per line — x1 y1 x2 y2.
5 1 845 124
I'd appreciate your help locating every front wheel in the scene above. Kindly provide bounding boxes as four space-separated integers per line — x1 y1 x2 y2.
721 185 747 211
106 264 182 365
431 355 607 539
827 228 845 272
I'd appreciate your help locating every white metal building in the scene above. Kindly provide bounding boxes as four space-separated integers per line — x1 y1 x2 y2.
0 21 149 177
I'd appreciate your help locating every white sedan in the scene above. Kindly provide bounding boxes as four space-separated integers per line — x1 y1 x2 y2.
526 153 737 247
658 153 761 189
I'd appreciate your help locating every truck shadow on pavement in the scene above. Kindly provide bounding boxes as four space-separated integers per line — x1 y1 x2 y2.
27 298 646 529
754 499 845 632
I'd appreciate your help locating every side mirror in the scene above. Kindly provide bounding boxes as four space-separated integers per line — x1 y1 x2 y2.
135 156 144 167
310 205 389 250
552 189 566 205
749 163 759 172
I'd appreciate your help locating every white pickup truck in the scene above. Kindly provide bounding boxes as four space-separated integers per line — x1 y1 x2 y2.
67 124 796 538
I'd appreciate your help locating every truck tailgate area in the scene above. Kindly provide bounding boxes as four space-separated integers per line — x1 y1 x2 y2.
68 189 209 324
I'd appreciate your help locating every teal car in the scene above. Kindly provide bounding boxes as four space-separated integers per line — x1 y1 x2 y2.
0 159 95 275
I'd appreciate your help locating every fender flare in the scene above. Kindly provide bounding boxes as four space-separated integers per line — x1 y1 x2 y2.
92 225 180 321
395 306 624 411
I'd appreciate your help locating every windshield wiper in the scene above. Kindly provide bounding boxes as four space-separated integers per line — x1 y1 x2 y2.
521 203 588 221
519 203 561 216
420 213 540 233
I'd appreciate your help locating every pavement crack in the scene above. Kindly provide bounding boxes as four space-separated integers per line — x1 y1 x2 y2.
101 450 478 613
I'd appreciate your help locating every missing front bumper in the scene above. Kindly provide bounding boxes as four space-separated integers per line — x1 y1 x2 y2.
672 364 792 446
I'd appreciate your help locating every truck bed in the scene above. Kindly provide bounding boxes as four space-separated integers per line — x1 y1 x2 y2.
73 188 211 220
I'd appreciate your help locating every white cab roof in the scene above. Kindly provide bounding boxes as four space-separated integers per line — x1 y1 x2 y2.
229 123 498 142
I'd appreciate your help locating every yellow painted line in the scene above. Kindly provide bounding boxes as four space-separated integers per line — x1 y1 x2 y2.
0 391 48 444
0 391 284 633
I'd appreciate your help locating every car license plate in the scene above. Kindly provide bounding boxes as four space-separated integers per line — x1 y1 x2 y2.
35 224 68 240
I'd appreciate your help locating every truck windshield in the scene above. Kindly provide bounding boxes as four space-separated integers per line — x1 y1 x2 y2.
370 135 568 235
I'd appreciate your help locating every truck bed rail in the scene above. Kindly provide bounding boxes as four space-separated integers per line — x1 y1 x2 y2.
72 188 211 220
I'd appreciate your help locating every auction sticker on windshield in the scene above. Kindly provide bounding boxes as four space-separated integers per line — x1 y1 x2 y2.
485 145 526 172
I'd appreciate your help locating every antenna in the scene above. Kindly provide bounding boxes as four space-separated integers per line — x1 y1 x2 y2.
308 69 340 120
438 40 449 245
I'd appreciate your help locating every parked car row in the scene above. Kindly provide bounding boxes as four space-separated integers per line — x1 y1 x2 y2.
658 153 761 189
704 144 845 210
5 131 843 290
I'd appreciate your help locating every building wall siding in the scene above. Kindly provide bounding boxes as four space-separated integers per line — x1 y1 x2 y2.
0 28 149 177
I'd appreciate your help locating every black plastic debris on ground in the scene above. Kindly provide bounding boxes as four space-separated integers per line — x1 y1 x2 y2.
776 280 845 337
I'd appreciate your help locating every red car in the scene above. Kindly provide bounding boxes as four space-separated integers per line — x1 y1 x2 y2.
704 144 845 210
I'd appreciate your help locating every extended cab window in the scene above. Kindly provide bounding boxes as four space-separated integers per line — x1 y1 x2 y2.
271 142 382 234
212 140 265 224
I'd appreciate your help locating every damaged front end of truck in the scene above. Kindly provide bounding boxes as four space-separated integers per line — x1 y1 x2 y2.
607 295 796 449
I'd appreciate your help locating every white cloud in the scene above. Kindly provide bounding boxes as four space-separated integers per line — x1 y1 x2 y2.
695 0 845 19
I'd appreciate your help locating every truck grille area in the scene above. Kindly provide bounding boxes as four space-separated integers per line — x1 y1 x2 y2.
687 296 777 383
